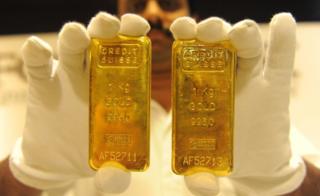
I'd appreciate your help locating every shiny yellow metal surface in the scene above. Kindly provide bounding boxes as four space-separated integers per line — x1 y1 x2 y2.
89 35 151 171
172 40 236 176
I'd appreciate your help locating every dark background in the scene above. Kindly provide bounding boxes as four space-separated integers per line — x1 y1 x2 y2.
0 0 319 35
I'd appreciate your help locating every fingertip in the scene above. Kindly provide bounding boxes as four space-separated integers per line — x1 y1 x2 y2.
58 22 90 54
119 13 150 36
94 166 131 194
88 12 120 39
270 12 296 30
196 17 230 43
269 12 296 47
170 16 196 40
228 19 263 58
22 36 53 67
264 12 297 83
269 13 296 44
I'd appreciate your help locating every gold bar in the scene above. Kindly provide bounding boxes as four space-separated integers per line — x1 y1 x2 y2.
89 35 151 171
172 40 236 176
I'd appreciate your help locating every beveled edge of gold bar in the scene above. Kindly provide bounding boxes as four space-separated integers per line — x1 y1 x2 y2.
88 35 151 172
171 39 236 176
183 167 233 176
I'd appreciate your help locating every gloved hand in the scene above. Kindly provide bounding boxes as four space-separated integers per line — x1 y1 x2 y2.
9 12 150 193
170 13 306 196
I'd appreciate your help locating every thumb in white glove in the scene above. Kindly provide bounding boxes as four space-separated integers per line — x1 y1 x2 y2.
170 13 305 196
184 172 219 196
9 12 150 194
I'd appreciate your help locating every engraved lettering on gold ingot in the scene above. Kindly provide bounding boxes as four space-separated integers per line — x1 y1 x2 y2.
172 40 236 176
89 35 151 171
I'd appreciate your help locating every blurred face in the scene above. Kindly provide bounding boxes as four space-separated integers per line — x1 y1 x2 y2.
118 0 190 74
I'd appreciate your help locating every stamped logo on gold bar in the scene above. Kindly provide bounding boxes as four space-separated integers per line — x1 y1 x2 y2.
98 44 142 67
181 46 228 72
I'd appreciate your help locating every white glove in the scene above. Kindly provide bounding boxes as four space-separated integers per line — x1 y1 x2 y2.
170 13 306 196
9 12 150 193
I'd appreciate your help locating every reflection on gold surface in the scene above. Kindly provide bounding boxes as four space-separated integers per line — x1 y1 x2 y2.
89 35 151 171
172 40 236 176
